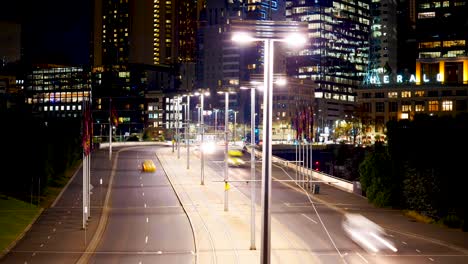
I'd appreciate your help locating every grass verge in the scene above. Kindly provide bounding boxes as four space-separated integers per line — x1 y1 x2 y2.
0 160 81 256
0 196 41 254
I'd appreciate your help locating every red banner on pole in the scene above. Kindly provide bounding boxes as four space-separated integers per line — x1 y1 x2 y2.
82 101 92 156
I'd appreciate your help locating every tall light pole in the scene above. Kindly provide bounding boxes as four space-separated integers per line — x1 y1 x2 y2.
224 92 229 211
200 93 205 185
240 85 259 250
185 94 191 170
214 108 219 142
232 20 307 264
195 91 210 185
218 90 233 212
176 96 181 159
233 110 238 145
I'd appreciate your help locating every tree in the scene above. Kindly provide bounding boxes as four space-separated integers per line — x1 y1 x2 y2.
359 143 397 207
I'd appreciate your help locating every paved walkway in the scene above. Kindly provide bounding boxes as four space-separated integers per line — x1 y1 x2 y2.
156 145 322 264
156 143 468 264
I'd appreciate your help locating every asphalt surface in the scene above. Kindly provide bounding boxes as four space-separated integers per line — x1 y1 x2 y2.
203 144 468 264
2 142 467 264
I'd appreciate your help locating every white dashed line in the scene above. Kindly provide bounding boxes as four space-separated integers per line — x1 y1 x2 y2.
402 241 407 245
40 244 44 248
145 236 148 244
416 249 421 253
301 213 318 224
32 252 36 257
142 192 145 196
53 228 56 232
146 217 149 223
144 203 147 208
141 183 143 187
156 251 162 255
356 252 368 263
428 257 434 261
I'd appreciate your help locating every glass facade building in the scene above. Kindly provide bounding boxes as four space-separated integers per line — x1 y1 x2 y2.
285 0 371 136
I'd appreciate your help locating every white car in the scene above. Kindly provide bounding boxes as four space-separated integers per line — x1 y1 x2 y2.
342 213 398 253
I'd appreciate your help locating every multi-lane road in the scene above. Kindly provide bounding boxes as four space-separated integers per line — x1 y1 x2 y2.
1 143 467 264
202 144 468 264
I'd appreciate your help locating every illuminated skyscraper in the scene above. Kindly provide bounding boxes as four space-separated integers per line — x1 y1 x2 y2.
92 0 199 136
286 0 371 133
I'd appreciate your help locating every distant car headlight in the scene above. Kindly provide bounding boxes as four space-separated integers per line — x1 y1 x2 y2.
201 142 216 154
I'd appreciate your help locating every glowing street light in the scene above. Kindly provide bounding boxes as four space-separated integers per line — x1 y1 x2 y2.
232 20 307 263
194 90 210 185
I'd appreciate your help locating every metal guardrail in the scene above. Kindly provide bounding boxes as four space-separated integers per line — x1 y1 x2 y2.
249 146 362 195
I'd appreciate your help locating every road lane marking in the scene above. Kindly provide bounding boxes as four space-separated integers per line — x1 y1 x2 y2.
146 217 149 223
47 236 50 239
144 203 147 208
156 251 162 254
301 213 318 224
141 183 143 187
142 192 145 196
53 228 56 232
356 252 368 263
429 257 434 261
32 252 36 257
145 236 148 244
416 249 421 253
402 241 407 245
40 244 44 248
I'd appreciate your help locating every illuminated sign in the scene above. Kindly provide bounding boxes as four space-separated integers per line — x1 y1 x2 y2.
368 73 443 84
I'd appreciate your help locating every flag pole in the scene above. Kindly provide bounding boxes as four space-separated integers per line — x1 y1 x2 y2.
109 98 112 161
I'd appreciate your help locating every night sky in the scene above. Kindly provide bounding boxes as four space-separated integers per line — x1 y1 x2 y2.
0 0 91 66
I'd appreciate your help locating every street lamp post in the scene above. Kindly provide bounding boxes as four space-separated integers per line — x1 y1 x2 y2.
224 92 229 211
185 95 191 170
232 20 307 264
195 91 210 185
233 110 238 145
176 96 181 159
200 93 205 185
241 85 258 250
214 108 219 142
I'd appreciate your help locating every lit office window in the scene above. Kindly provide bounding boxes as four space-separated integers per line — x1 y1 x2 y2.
415 91 425 97
428 101 439 111
415 104 425 112
401 91 411 98
442 100 453 111
388 92 398 98
402 104 411 112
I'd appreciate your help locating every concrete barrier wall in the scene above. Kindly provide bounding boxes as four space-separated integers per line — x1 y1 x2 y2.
98 141 166 149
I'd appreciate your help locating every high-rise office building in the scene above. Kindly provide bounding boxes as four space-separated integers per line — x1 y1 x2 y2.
397 0 468 73
366 0 398 82
92 0 199 138
355 0 468 142
286 0 371 138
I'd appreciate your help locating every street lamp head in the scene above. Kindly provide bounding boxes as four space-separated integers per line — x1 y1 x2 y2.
275 78 287 86
284 33 307 46
231 32 255 43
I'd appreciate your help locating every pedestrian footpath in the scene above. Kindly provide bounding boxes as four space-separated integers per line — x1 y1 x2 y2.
158 143 468 264
156 145 322 264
